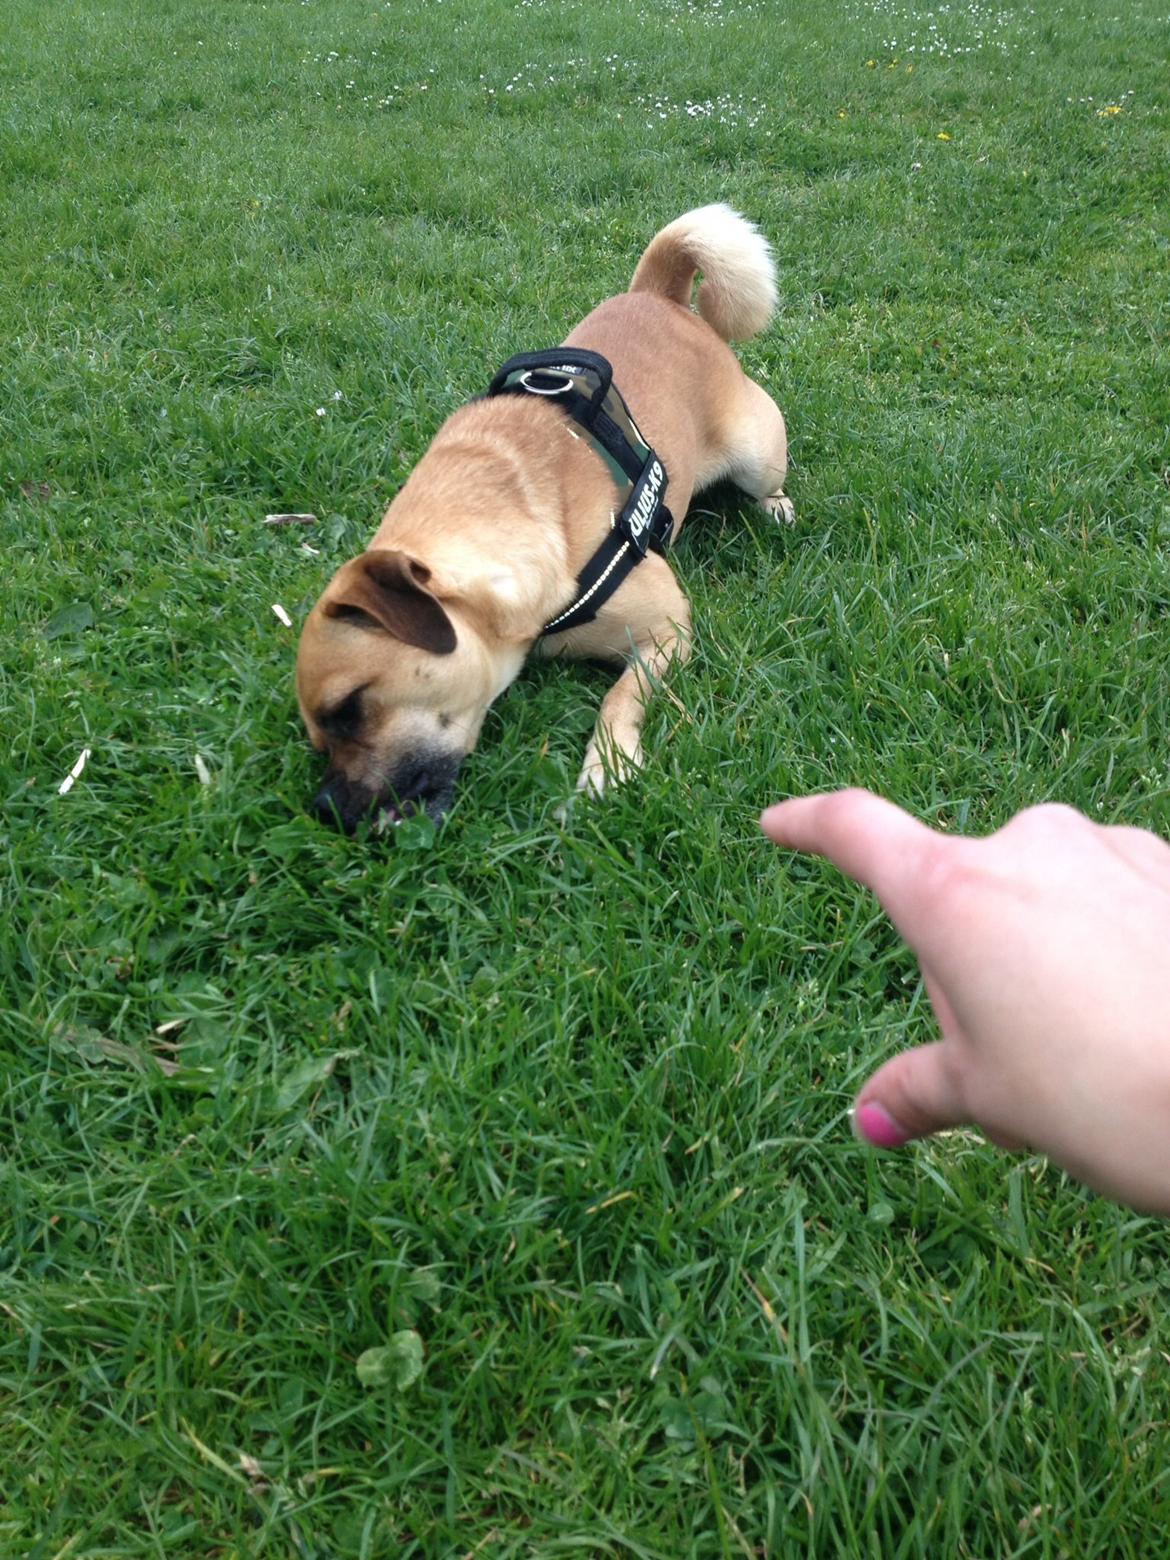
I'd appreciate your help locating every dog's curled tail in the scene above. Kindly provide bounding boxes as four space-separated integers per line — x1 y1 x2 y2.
628 203 777 342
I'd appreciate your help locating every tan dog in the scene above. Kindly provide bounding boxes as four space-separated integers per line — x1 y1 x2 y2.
296 204 791 830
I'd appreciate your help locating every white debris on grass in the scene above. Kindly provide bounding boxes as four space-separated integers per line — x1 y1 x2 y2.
58 748 91 796
272 604 293 628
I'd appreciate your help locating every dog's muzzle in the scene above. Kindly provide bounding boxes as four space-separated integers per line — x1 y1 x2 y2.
311 752 464 834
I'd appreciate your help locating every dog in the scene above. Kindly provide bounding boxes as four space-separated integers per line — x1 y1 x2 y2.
296 203 792 831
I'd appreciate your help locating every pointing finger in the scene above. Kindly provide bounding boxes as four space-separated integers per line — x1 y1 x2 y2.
761 788 941 931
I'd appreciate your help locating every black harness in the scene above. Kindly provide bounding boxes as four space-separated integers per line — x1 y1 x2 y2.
485 349 674 636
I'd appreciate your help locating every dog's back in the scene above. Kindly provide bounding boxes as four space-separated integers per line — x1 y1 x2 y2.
564 205 780 513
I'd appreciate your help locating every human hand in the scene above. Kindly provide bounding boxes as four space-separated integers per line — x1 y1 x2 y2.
760 789 1170 1214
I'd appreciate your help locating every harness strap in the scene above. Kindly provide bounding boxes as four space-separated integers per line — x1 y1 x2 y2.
485 349 674 636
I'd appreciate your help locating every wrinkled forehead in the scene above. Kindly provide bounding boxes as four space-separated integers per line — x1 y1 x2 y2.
298 612 414 692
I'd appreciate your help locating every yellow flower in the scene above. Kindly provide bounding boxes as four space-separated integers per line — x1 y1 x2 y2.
866 58 877 68
838 109 848 119
937 131 952 141
1097 104 1123 116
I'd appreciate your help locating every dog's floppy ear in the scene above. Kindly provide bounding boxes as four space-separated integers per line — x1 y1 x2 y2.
324 549 457 655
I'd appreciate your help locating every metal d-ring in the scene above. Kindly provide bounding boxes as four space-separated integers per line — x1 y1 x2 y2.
517 369 575 396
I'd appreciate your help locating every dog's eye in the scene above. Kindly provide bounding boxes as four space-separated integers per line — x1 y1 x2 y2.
326 603 382 630
319 687 366 739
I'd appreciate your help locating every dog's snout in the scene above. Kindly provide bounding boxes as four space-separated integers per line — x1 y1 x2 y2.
394 752 463 822
310 774 372 834
311 785 336 823
309 751 465 833
311 783 346 832
400 761 433 796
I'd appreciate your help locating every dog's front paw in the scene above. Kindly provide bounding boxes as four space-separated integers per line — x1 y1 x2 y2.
576 764 607 800
574 742 642 801
760 493 796 526
553 758 613 824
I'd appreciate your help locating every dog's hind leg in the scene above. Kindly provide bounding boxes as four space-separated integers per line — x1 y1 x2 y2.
723 376 794 526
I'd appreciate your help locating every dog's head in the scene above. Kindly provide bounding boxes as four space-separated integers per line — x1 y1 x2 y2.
296 548 513 832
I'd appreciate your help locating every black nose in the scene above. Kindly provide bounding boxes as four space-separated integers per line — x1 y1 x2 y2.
308 752 464 833
311 784 345 831
310 776 369 833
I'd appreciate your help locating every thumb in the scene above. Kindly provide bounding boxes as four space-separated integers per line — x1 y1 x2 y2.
852 1042 968 1148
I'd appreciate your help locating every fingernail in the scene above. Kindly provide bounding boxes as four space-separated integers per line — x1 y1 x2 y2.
852 1101 911 1150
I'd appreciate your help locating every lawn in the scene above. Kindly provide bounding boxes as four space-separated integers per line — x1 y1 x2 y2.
2 0 1169 1554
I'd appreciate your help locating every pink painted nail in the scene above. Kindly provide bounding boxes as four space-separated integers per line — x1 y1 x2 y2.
852 1101 912 1150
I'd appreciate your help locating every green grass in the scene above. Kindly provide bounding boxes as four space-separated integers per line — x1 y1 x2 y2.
2 0 1170 1553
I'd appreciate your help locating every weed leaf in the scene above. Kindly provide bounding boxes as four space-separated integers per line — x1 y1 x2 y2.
356 1331 424 1390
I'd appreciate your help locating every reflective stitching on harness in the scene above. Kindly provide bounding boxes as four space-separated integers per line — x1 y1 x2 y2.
542 538 631 633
